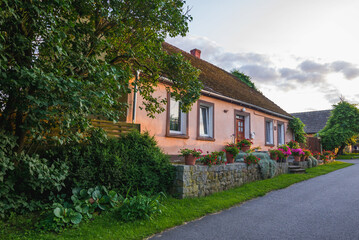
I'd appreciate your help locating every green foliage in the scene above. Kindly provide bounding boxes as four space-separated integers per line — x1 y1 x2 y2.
319 100 359 151
244 154 261 166
198 151 225 167
224 143 240 156
231 69 258 90
0 133 68 217
289 117 307 144
0 162 351 239
258 159 277 179
307 156 318 168
44 130 175 196
116 193 163 222
0 0 202 152
179 148 202 157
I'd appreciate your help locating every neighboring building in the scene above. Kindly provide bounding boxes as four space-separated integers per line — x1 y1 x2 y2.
126 43 293 158
291 110 332 136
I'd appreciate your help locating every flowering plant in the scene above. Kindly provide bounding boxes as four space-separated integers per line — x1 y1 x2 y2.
237 139 253 148
278 144 291 157
320 153 329 163
291 148 305 157
312 152 321 159
199 151 225 167
323 150 335 159
287 140 300 149
180 148 203 158
303 149 312 157
224 143 240 156
269 149 284 160
244 154 260 166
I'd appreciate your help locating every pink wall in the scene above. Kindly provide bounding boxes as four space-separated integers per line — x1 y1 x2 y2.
127 83 293 155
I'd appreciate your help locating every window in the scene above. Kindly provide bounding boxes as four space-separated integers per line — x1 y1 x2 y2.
166 93 188 138
277 122 285 145
265 119 274 145
197 100 214 140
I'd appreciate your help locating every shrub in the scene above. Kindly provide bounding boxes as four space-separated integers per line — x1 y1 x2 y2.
43 130 175 196
258 159 277 179
116 193 163 222
0 132 68 217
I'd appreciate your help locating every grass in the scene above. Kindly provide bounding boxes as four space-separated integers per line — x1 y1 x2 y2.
1 161 352 240
336 153 359 159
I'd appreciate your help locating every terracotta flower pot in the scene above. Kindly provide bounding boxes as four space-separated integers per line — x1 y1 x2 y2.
185 155 196 165
294 156 301 162
226 152 234 163
241 145 251 152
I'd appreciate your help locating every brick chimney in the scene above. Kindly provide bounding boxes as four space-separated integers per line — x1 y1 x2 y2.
190 48 201 58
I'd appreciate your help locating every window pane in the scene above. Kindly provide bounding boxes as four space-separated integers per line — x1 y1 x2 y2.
200 106 209 135
170 98 181 132
266 121 273 144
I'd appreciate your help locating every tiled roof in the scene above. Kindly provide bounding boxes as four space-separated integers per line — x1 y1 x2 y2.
291 110 332 134
162 42 292 119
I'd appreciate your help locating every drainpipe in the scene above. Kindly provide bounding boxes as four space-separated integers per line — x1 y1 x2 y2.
132 71 139 123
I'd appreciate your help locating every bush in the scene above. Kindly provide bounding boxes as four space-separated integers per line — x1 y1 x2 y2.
116 193 163 222
0 132 68 217
44 130 175 196
258 159 277 179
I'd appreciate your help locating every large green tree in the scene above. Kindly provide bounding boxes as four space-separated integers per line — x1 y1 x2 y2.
0 0 202 153
319 100 359 154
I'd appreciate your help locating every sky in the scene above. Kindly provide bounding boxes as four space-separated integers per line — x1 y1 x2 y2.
166 0 359 113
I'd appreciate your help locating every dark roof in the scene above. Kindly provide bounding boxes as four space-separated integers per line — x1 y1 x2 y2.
162 42 292 119
291 110 332 134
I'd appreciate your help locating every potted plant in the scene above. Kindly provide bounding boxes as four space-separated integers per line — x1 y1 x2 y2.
291 148 304 162
287 140 300 149
224 143 240 163
180 148 203 165
278 144 291 162
199 151 225 167
244 154 261 166
269 148 279 161
237 139 253 152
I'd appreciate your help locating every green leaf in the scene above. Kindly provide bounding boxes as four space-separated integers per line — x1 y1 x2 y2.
70 212 83 225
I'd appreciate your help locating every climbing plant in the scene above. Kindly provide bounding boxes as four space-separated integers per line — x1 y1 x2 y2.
288 117 307 144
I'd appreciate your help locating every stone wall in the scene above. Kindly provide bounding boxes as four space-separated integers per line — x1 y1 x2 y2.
172 162 289 198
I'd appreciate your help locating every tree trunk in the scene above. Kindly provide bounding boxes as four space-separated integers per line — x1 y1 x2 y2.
337 144 346 156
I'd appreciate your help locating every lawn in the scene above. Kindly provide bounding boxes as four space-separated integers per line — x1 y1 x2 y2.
336 153 359 159
1 161 352 240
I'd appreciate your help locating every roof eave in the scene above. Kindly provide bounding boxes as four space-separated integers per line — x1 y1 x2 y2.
160 76 293 120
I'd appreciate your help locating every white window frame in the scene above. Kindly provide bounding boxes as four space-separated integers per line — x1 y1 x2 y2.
277 122 285 145
265 119 274 145
198 100 214 140
167 93 188 137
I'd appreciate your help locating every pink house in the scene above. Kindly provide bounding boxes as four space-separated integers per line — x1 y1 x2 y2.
126 43 293 159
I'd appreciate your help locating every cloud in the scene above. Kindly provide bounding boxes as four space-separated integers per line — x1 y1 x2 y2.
238 65 279 83
299 60 330 74
166 35 359 92
323 88 342 104
330 61 359 79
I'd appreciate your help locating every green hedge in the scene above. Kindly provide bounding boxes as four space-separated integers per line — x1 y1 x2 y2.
44 130 175 196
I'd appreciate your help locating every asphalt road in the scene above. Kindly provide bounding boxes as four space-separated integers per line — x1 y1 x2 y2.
150 160 359 240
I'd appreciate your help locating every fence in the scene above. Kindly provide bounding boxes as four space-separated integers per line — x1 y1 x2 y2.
300 137 321 153
91 119 140 137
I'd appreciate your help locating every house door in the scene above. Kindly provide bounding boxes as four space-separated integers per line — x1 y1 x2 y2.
236 115 245 142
